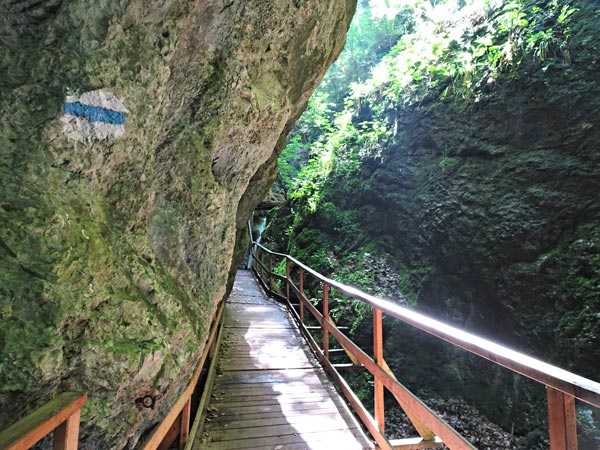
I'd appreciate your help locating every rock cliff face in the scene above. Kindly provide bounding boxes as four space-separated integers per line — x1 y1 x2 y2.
356 57 600 379
0 0 355 447
352 67 600 432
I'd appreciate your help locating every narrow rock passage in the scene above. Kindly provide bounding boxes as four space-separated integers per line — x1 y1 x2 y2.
195 270 372 450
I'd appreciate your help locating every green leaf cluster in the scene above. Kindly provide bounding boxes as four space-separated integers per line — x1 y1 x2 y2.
274 0 584 337
279 0 580 222
351 0 579 107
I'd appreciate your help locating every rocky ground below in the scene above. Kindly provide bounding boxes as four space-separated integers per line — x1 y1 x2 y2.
386 398 519 450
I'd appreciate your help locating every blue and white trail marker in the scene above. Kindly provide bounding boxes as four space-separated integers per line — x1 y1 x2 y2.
61 90 128 142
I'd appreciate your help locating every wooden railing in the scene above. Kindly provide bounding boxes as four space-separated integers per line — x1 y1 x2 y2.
0 392 86 450
139 300 225 450
249 239 600 450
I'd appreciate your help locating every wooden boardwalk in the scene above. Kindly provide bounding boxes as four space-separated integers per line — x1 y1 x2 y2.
193 270 373 450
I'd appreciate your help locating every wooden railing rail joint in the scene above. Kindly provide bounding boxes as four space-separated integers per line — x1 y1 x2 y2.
0 392 87 450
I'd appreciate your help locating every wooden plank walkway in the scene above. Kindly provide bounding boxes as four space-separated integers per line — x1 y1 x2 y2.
193 270 373 450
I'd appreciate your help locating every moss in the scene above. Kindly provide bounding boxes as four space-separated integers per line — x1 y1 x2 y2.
398 265 432 306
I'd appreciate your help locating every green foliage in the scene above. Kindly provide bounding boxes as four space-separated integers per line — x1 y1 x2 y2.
276 0 585 336
398 265 432 305
346 370 375 407
439 155 460 171
350 0 579 107
289 227 334 272
279 0 581 246
279 0 404 202
319 0 416 108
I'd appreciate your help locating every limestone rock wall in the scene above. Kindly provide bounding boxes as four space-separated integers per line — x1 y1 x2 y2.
0 0 355 447
360 62 600 379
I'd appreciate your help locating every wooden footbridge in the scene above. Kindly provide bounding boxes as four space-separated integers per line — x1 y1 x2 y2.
2 238 600 450
193 270 372 449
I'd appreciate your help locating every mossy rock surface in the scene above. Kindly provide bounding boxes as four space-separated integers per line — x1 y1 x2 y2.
0 0 356 447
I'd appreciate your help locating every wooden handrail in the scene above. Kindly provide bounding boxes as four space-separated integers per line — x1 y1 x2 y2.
0 392 86 450
249 238 600 450
251 241 600 407
140 300 225 450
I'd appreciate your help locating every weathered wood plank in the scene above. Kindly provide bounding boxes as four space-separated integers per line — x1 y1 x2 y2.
205 407 343 424
204 399 342 416
221 343 308 351
204 409 356 431
212 380 327 392
223 443 368 450
227 322 290 332
206 419 360 442
218 361 315 370
220 335 303 343
209 395 340 409
219 347 310 357
222 329 302 337
200 428 370 449
219 351 310 360
215 368 323 384
209 383 335 398
209 391 333 405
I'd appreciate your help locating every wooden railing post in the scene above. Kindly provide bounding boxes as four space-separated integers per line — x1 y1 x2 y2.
285 258 291 302
323 282 329 359
299 267 305 324
256 247 260 279
374 307 385 433
53 409 81 450
209 338 215 359
547 387 578 450
179 398 191 450
269 254 273 290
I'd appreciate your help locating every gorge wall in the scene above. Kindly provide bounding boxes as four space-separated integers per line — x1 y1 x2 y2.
264 1 600 446
0 0 355 447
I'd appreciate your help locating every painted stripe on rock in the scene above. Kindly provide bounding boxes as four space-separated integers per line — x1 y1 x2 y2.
64 102 126 124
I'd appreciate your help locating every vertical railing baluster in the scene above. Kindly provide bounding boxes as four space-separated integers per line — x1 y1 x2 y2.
269 254 273 291
374 307 385 433
299 267 305 324
547 387 578 450
52 409 81 450
286 258 291 302
179 398 191 450
209 336 215 359
323 282 329 359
